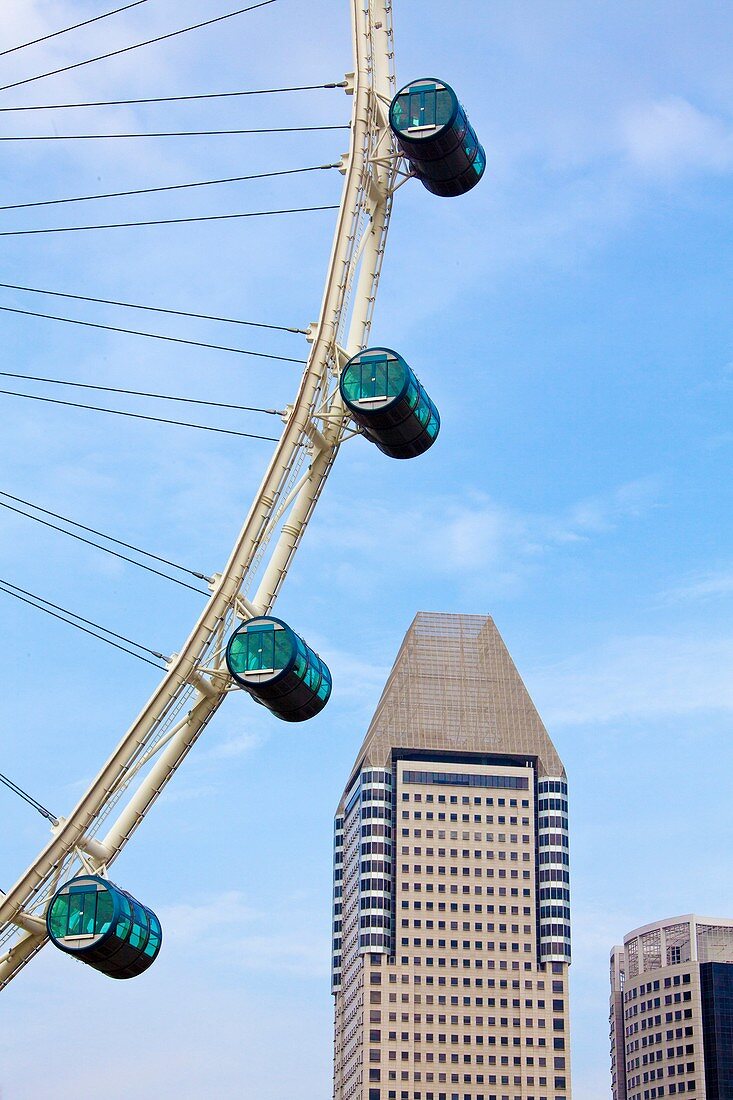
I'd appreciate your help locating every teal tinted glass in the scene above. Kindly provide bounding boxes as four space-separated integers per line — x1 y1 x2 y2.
294 637 308 679
249 626 274 670
48 895 69 939
144 916 161 957
435 89 453 125
393 85 452 131
227 633 247 674
273 629 293 670
392 94 408 130
67 893 84 934
303 658 322 693
116 895 132 940
95 890 114 934
427 413 439 439
81 890 97 934
342 355 406 403
405 381 419 410
316 662 332 701
464 129 478 158
416 400 431 427
129 922 144 949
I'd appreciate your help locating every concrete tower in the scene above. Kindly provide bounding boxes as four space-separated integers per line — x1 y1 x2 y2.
332 612 572 1100
610 916 733 1099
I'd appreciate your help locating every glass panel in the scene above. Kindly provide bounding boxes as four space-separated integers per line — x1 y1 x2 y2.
95 891 114 934
303 660 321 692
82 890 97 934
128 922 144 949
144 930 160 957
427 414 439 439
408 91 427 127
416 400 431 427
317 663 332 701
473 147 486 177
247 626 274 671
436 89 453 125
67 893 84 935
144 916 161 957
132 902 149 934
405 381 419 410
422 89 436 127
273 629 292 670
373 358 388 397
48 896 69 939
341 363 362 403
227 633 248 675
116 895 132 941
386 357 406 397
392 94 409 131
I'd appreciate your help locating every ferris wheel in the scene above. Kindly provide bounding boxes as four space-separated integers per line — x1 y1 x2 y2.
0 0 484 990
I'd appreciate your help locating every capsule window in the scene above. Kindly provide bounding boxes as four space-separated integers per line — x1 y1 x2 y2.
116 895 132 939
316 661 332 701
48 885 113 939
145 916 162 958
394 85 453 132
342 353 405 403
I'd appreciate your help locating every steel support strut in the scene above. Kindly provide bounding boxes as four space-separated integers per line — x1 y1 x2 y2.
0 0 397 990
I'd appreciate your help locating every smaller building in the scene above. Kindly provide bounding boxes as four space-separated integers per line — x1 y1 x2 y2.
609 915 733 1099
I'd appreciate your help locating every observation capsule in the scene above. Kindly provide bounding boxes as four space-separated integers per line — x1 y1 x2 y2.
340 347 439 459
389 78 485 198
226 616 332 722
46 874 162 979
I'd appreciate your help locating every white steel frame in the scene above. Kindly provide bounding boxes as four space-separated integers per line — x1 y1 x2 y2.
0 0 398 989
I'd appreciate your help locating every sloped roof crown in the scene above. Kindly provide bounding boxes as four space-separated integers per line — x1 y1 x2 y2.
343 612 563 798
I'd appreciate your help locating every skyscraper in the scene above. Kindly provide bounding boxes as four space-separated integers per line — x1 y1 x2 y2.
610 915 733 1099
332 612 572 1100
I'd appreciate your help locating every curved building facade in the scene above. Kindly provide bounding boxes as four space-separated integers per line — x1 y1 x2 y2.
610 915 733 1100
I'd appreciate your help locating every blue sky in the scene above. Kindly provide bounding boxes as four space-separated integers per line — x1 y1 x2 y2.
1 1 733 1096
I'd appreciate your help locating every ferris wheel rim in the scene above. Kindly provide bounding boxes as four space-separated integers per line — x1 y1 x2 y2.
0 0 398 989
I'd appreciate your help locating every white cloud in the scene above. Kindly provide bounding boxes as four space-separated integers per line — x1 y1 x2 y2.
160 889 256 943
531 632 733 727
160 890 329 977
310 477 660 594
621 96 733 176
660 568 733 604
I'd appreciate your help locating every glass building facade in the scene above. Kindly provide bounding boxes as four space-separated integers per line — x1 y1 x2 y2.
700 963 733 1098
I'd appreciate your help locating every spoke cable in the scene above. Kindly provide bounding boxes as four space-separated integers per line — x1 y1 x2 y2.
0 125 348 141
0 499 209 595
0 1 278 94
0 203 339 236
0 304 305 362
0 578 168 668
0 489 211 582
0 388 282 440
0 771 57 825
0 372 284 416
0 81 348 111
0 282 306 334
1 1 152 58
0 162 341 212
